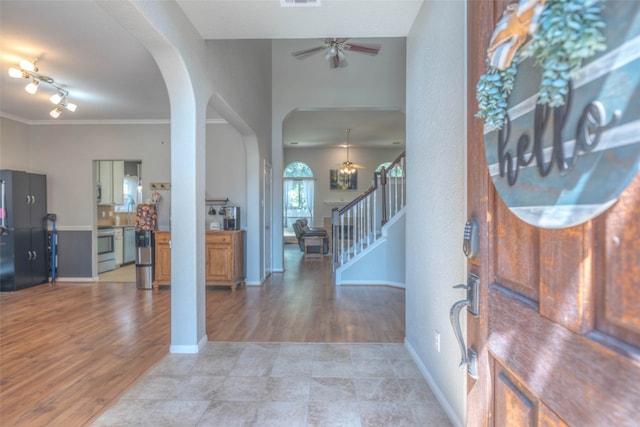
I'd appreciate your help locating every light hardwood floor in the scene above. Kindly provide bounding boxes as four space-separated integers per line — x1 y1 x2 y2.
0 245 405 426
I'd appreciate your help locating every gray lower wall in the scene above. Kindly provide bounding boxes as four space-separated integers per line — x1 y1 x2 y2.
56 230 92 278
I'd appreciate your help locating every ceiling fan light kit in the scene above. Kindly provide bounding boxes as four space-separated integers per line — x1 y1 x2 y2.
7 58 78 118
292 38 380 69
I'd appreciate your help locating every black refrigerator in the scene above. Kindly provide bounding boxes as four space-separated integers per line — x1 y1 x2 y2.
0 170 48 292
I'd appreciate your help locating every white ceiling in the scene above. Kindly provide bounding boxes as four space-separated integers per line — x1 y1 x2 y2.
284 109 405 149
177 0 423 40
0 0 420 146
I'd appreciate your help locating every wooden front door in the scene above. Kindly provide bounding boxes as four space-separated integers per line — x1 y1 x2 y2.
466 0 640 425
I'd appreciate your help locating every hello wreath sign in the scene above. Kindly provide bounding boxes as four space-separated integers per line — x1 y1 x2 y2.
477 0 640 228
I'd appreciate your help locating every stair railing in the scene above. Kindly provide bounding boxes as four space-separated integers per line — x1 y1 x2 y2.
332 151 406 271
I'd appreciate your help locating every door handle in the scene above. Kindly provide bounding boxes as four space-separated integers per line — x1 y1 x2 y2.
450 273 479 379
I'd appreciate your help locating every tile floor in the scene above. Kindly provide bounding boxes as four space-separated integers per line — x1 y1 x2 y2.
93 342 452 426
98 263 136 282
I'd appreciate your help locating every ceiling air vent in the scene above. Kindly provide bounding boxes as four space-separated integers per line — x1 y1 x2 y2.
280 0 321 7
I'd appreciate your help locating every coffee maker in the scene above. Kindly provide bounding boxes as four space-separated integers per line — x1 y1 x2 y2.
221 206 240 230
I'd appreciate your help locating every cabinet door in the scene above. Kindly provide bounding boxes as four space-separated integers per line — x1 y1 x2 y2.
112 161 124 205
29 228 48 284
123 227 136 264
10 171 31 229
155 241 171 282
13 228 33 289
206 244 232 281
29 173 47 227
98 161 113 204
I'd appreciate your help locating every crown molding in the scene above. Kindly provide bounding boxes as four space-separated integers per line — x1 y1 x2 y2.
0 112 228 126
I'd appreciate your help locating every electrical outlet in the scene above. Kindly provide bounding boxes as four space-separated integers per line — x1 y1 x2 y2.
435 330 440 352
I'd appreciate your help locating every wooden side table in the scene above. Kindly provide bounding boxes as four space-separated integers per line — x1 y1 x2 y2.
303 236 324 258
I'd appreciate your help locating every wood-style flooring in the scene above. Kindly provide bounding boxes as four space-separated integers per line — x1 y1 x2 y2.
0 245 405 426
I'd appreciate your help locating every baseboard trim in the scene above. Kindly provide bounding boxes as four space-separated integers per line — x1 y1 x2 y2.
245 280 262 286
170 334 208 354
404 338 464 427
338 280 405 289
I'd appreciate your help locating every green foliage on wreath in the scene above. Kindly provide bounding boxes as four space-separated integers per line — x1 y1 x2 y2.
475 0 606 131
476 61 518 132
525 0 606 107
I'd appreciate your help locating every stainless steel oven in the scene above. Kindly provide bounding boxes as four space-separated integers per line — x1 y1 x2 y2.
98 227 116 273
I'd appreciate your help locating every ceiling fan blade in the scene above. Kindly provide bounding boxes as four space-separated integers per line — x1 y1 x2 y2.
291 45 326 59
344 43 381 55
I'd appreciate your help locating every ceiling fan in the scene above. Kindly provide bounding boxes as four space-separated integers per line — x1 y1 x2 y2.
291 38 381 69
338 129 365 174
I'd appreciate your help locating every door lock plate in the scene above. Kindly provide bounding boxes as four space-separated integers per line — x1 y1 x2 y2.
467 273 479 317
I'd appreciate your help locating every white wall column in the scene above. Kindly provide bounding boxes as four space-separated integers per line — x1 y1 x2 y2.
405 1 467 424
98 0 210 352
170 99 208 352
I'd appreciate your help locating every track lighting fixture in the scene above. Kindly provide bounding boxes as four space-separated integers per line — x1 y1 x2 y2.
7 58 78 118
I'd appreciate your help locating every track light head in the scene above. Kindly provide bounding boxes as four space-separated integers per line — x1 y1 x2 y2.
19 59 37 72
50 107 62 119
25 79 39 94
8 66 27 78
62 101 77 112
50 91 65 105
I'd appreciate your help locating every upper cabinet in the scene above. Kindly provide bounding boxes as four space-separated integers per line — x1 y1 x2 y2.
97 160 124 205
112 161 124 205
98 161 112 205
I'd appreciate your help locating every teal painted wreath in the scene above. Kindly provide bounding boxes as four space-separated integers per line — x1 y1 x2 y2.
476 0 607 132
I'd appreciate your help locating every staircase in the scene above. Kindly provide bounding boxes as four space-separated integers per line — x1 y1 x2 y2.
332 151 406 286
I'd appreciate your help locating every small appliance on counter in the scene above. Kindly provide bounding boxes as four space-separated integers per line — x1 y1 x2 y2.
135 203 158 290
220 206 240 230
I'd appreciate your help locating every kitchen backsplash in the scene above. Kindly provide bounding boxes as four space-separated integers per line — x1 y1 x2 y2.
97 205 135 227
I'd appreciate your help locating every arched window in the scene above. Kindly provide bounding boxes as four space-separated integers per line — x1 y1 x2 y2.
284 162 313 178
375 162 405 178
283 162 315 233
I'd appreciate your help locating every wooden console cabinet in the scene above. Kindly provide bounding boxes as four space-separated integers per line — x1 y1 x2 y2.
153 231 172 287
153 230 244 290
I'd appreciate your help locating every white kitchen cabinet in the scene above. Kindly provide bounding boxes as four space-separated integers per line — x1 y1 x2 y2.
112 161 124 205
123 226 135 264
98 161 112 205
98 160 124 205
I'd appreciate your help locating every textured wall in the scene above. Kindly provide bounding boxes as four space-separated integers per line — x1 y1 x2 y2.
405 1 467 425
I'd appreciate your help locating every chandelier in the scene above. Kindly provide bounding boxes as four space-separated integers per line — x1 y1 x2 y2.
340 128 356 175
8 58 77 118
